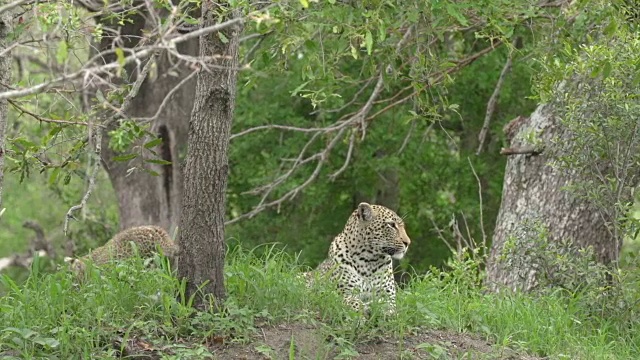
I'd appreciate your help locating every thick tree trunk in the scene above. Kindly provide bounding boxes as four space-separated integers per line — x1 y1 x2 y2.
0 13 10 212
176 3 241 308
486 104 617 292
94 13 196 234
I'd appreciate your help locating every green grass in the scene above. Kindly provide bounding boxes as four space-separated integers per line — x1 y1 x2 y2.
0 246 639 359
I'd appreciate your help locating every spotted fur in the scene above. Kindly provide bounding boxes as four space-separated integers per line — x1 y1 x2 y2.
305 202 411 313
64 225 177 278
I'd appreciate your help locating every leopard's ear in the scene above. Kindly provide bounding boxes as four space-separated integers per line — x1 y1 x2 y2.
357 202 374 222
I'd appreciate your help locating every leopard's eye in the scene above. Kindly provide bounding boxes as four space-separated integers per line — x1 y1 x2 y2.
386 221 397 230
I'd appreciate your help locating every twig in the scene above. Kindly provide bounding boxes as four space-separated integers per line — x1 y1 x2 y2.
397 119 416 155
8 99 97 126
499 146 542 155
476 42 514 155
467 158 487 250
64 129 101 235
357 69 385 140
328 130 356 181
133 68 198 123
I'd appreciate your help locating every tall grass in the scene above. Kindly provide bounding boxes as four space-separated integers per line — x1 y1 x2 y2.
0 246 638 359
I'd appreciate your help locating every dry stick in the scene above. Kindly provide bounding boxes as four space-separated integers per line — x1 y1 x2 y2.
476 46 513 155
499 146 542 155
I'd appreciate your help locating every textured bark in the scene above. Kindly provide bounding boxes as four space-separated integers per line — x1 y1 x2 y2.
176 3 241 308
0 13 10 211
486 104 617 292
95 12 197 234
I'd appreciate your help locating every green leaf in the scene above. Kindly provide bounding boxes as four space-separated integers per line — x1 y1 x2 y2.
299 0 309 8
48 168 60 185
145 159 172 165
218 32 229 44
378 20 386 41
350 44 358 59
604 19 618 37
365 30 373 55
112 153 138 162
144 138 163 149
290 81 310 97
115 48 126 67
446 4 468 26
602 61 612 79
14 138 37 149
143 168 160 176
56 41 68 64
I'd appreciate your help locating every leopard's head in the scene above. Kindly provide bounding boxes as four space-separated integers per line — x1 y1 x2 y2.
350 202 411 260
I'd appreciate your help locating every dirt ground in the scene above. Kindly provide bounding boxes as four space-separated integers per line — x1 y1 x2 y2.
115 322 543 360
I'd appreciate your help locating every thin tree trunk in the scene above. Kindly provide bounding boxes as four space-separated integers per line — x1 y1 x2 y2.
486 104 616 292
0 13 10 212
177 2 242 308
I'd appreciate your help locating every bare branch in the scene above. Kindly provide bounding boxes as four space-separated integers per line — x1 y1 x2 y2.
226 127 348 225
396 119 416 155
0 5 274 101
357 69 385 140
476 42 514 155
132 68 198 123
329 130 356 181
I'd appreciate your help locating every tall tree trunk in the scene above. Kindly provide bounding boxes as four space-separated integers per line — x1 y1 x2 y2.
93 12 196 234
485 104 617 292
177 2 241 308
0 13 10 212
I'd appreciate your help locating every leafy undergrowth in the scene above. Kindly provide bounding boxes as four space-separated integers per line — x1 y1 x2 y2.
0 246 639 359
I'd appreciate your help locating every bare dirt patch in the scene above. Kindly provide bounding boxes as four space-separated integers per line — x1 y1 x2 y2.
112 322 542 359
209 322 541 360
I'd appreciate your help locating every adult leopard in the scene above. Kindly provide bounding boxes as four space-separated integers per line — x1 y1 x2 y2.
305 202 411 314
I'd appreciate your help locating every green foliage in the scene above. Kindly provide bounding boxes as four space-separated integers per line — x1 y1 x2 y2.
533 0 640 240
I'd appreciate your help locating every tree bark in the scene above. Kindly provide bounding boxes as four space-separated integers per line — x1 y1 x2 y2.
176 2 242 308
93 12 197 234
485 104 617 292
0 13 10 212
